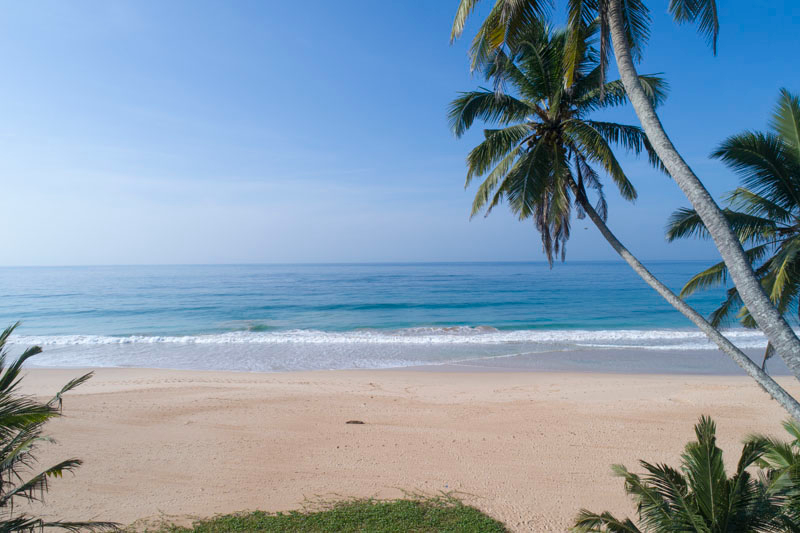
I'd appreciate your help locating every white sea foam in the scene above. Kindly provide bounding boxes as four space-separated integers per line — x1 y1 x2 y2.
9 326 769 351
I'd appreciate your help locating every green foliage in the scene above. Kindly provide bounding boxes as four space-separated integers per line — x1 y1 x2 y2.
750 420 800 527
450 0 719 85
572 416 789 532
0 323 117 532
450 21 663 265
142 497 508 533
666 90 800 370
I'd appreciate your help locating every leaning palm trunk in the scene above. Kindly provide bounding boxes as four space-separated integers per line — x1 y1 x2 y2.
568 177 800 420
605 0 800 381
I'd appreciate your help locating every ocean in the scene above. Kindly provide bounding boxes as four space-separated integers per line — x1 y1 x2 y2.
0 262 775 373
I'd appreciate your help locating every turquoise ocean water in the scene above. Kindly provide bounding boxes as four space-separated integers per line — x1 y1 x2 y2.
0 262 776 373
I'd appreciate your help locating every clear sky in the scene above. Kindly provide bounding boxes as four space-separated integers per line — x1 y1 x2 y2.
1 1 799 266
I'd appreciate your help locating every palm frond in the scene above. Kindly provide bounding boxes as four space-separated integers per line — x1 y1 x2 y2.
49 372 93 411
562 3 598 87
620 0 651 63
454 0 555 72
564 120 636 200
0 459 83 507
771 87 800 163
575 155 607 221
668 0 720 54
485 48 539 100
666 207 707 241
725 188 794 226
708 287 743 328
465 124 532 186
681 415 726 524
678 244 769 301
471 144 523 215
506 24 564 104
612 464 676 530
501 0 553 55
572 509 643 532
667 207 778 245
478 139 549 217
451 0 482 42
575 74 668 112
766 238 800 303
583 121 650 155
468 3 507 72
712 131 800 213
680 260 728 299
449 90 533 138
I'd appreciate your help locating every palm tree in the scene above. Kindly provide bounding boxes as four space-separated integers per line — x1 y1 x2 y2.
450 0 800 386
750 419 800 527
450 21 662 265
0 323 117 532
450 19 800 419
573 416 789 532
667 89 800 374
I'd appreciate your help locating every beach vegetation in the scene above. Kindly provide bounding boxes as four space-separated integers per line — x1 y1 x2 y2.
139 496 507 533
0 323 117 532
667 89 800 373
572 416 790 532
750 419 800 525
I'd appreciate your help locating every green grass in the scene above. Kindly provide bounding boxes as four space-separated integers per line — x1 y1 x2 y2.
143 497 508 533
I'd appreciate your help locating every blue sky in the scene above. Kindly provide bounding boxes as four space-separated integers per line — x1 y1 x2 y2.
1 1 799 266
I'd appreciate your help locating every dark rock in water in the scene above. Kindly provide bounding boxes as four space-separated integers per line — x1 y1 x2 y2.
346 420 365 424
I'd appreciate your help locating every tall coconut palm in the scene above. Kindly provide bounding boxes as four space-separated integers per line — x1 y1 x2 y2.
451 21 663 265
573 416 789 532
451 0 800 384
450 20 800 419
667 89 800 374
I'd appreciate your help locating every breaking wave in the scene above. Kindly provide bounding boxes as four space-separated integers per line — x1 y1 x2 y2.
10 326 769 351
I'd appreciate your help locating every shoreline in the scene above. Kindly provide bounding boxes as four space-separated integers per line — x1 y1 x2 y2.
19 365 800 532
23 345 791 376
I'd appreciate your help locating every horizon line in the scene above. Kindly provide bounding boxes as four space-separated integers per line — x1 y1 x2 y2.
0 259 722 268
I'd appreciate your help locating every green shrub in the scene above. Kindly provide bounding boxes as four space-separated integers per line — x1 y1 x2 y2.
573 416 789 532
145 496 507 533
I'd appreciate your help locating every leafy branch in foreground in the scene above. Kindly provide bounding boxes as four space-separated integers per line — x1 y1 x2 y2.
573 416 790 532
0 322 118 532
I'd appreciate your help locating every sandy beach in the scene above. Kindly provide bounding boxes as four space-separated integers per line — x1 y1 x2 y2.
17 365 798 532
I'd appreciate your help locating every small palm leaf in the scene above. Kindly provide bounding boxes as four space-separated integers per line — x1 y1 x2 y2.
771 88 800 164
466 124 533 186
572 510 643 532
668 0 719 54
680 416 727 525
449 90 532 138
